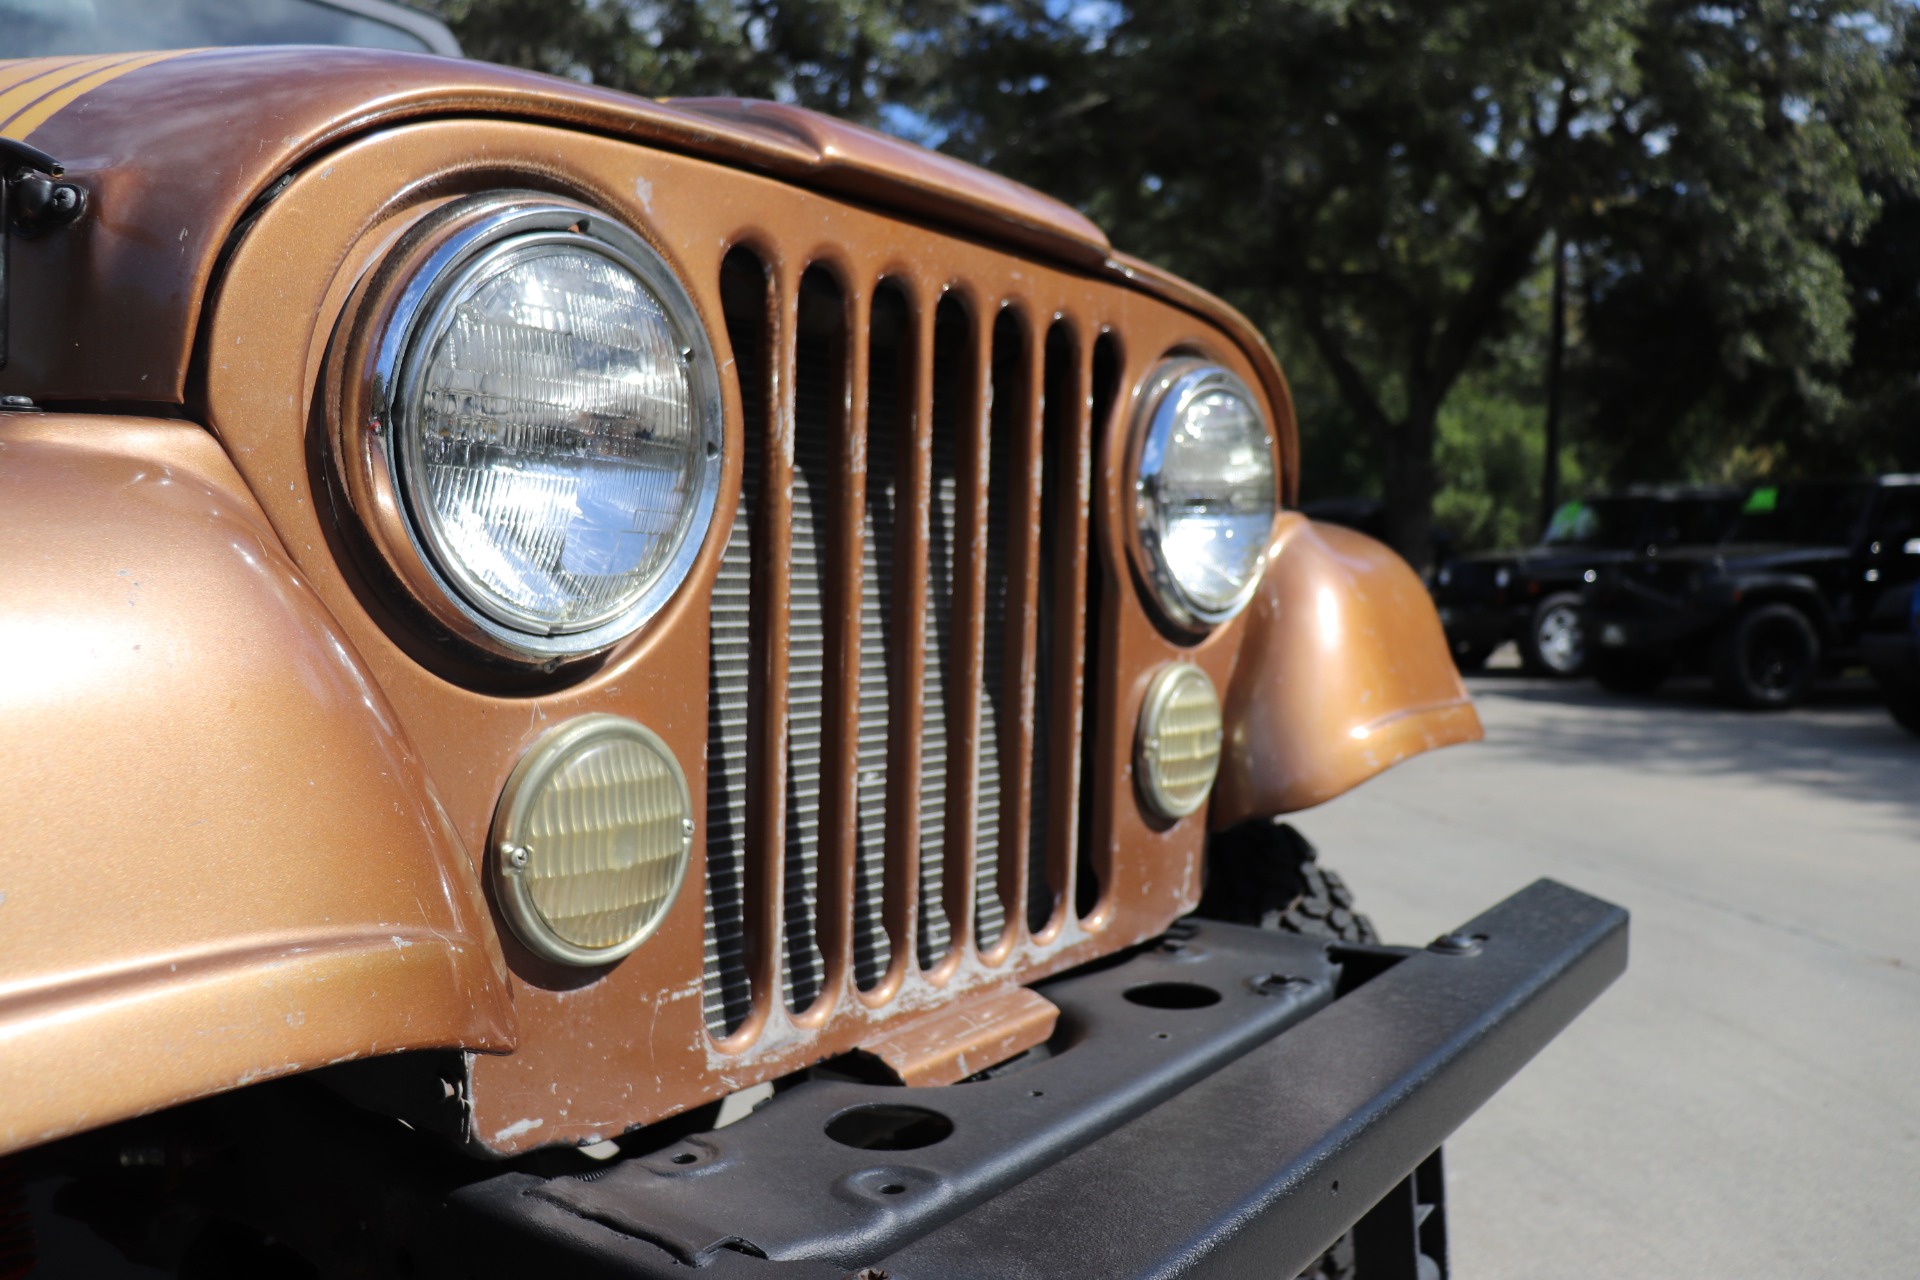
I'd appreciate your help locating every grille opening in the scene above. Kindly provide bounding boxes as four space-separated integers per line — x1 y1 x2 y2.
854 282 911 991
783 265 846 1014
1077 332 1122 921
704 247 769 1037
917 293 971 971
974 307 1027 953
1028 320 1077 937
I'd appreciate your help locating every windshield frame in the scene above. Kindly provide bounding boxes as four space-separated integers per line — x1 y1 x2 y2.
1 0 460 59
313 0 459 55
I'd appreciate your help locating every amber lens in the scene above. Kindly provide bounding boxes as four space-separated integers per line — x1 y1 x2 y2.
1135 665 1223 819
494 716 692 964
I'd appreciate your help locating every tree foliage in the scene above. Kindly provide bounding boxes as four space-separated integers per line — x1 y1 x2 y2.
941 0 1918 557
425 0 1920 557
421 0 966 126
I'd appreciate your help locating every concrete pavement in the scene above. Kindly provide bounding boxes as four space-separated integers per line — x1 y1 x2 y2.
1299 672 1920 1277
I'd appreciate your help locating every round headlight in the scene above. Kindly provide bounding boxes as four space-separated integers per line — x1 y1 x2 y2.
1132 360 1279 629
352 196 723 660
492 715 694 966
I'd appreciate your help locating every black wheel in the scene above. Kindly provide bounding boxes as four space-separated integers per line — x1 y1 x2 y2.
1450 640 1495 674
1712 603 1819 709
1197 821 1379 946
1590 647 1672 695
1521 592 1588 676
1886 689 1920 737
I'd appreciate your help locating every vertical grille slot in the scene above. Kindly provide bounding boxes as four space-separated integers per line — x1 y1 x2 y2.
853 284 910 989
1027 321 1080 935
916 297 970 969
704 249 769 1037
974 310 1026 952
781 268 846 1013
1077 333 1123 920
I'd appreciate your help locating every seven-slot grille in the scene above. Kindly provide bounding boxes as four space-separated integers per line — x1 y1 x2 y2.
702 253 1101 1042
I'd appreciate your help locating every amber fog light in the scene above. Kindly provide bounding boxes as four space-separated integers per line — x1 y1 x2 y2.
492 715 693 966
1135 664 1223 820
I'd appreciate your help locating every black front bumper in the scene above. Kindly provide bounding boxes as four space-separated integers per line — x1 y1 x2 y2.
434 880 1626 1279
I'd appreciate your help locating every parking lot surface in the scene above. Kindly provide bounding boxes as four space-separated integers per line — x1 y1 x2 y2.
1301 670 1920 1277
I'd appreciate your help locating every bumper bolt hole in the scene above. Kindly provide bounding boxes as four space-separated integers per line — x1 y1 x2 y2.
669 1152 697 1165
1124 981 1221 1009
826 1104 954 1151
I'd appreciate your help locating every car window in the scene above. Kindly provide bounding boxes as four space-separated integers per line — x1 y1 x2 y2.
4 0 437 56
1645 496 1739 548
1726 483 1873 546
1540 498 1647 549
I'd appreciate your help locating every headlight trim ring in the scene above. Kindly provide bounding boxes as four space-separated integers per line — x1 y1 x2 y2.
340 192 725 663
1129 357 1280 632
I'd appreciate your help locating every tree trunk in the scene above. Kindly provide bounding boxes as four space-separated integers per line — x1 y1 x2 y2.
1379 411 1440 571
1540 232 1567 535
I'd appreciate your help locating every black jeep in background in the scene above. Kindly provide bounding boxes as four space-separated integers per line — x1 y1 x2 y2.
1431 488 1741 676
1585 477 1920 708
1861 580 1920 736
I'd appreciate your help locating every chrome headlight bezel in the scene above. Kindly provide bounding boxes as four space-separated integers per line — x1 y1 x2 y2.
1129 358 1281 630
338 193 724 663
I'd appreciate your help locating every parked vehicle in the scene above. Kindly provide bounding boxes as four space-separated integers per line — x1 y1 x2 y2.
1862 581 1920 736
0 14 1627 1279
1431 488 1741 676
1587 477 1920 707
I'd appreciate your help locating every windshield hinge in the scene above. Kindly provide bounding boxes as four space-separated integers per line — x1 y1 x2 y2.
1 137 90 372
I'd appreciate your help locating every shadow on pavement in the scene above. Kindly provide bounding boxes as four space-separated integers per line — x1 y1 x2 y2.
1461 673 1920 820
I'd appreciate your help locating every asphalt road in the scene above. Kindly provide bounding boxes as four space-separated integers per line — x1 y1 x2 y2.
1299 667 1920 1278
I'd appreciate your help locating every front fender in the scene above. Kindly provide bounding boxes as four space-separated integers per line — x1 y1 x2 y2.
0 415 513 1157
1212 517 1483 826
1724 575 1837 640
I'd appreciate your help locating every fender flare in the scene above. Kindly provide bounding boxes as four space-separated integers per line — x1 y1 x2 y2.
1212 517 1483 826
1723 575 1837 642
0 415 513 1157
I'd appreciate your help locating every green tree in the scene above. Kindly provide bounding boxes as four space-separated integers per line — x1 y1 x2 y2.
943 0 1918 561
421 0 966 127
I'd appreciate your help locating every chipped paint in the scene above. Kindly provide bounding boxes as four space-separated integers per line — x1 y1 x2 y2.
492 1117 544 1143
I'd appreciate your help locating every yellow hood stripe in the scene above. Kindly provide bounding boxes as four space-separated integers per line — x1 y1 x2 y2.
0 54 144 131
0 57 92 101
0 50 188 143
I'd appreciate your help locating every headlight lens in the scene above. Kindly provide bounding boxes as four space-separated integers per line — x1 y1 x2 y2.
363 198 723 660
1133 360 1279 628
